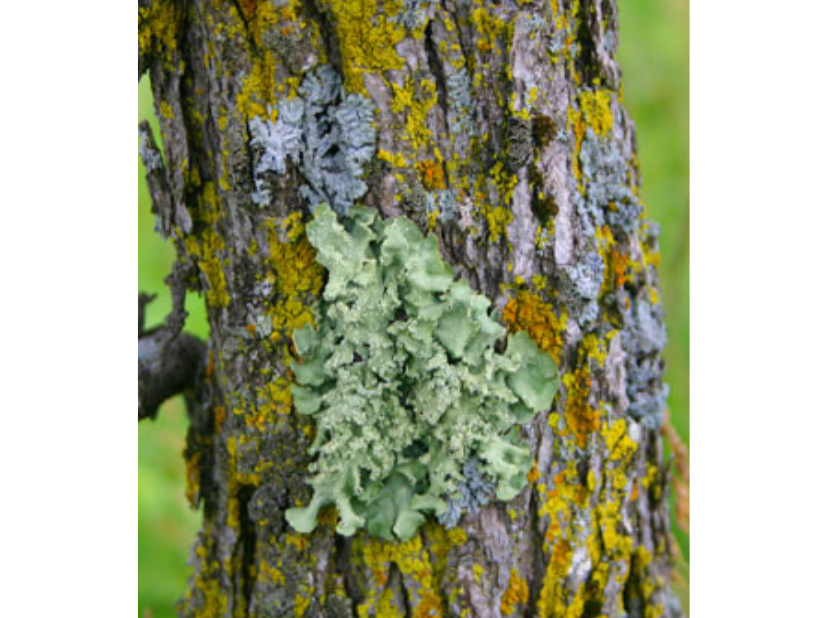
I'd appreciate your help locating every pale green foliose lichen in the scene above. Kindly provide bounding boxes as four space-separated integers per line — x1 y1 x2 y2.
285 204 560 541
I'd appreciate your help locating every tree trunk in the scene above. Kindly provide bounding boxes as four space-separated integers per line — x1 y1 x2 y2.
138 0 683 616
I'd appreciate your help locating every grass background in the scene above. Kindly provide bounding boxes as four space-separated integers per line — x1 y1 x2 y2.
138 0 688 614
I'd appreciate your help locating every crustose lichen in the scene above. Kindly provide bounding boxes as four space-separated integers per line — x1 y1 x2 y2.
285 204 559 541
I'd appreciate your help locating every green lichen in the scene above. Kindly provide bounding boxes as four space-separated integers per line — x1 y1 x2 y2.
285 204 560 541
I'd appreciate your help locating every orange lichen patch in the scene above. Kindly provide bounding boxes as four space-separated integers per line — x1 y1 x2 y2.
413 591 444 618
500 569 529 615
561 366 600 448
527 465 541 483
205 350 216 380
613 251 629 288
213 406 227 432
416 159 447 191
595 224 631 291
502 291 567 363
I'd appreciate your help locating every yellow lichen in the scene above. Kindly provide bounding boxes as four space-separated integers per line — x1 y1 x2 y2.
579 90 614 137
357 533 444 617
471 5 506 55
536 538 572 617
185 229 230 308
294 593 311 617
234 1 306 120
184 451 201 508
246 376 293 430
265 214 325 345
236 51 279 121
486 206 513 243
580 333 609 366
259 560 286 586
325 0 405 95
378 148 409 168
138 0 179 65
391 77 438 153
158 100 174 120
603 419 637 462
375 589 403 618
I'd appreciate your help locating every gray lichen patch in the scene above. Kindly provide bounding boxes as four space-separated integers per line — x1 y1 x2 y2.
578 127 642 238
139 125 164 172
393 0 431 31
560 249 605 329
623 296 668 429
249 65 377 216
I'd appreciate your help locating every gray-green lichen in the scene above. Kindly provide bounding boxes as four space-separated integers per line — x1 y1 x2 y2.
285 204 559 541
624 257 668 427
578 127 641 237
437 456 496 528
446 67 477 137
249 65 376 215
394 0 430 30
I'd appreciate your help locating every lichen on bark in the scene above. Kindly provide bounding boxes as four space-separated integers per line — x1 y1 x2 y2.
139 0 683 616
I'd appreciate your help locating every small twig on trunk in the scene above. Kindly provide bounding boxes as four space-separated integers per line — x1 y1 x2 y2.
663 409 690 533
138 291 205 421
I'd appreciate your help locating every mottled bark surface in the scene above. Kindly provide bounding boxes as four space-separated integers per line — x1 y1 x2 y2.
139 0 682 616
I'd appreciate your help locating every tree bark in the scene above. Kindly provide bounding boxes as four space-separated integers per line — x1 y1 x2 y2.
139 1 683 616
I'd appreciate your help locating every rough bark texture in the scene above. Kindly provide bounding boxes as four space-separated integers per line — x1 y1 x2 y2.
139 1 683 616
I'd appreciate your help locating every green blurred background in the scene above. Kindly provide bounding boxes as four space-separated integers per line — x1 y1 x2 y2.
138 1 688 614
